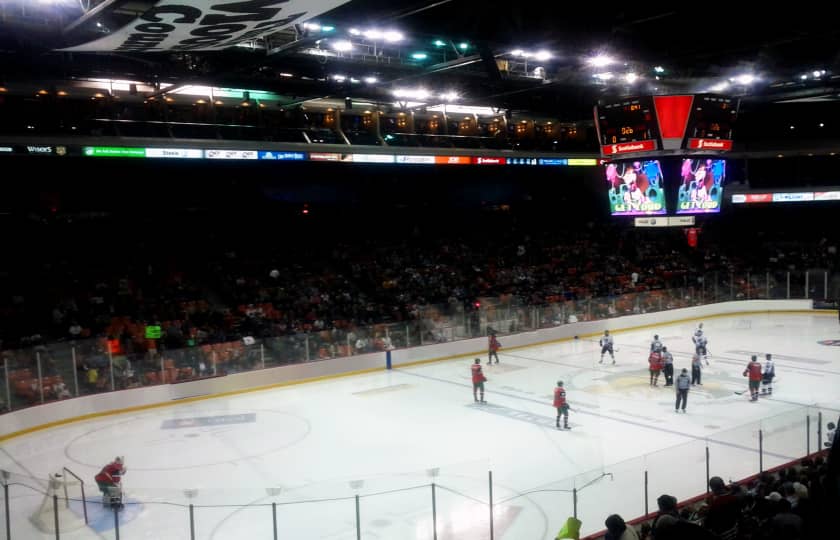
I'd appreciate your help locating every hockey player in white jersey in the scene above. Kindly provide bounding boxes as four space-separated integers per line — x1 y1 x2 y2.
761 353 775 395
692 325 709 365
650 335 663 354
599 330 615 364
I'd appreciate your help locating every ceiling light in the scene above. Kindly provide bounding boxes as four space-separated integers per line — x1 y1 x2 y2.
383 31 404 42
331 40 352 52
214 100 223 105
332 74 346 82
654 66 665 73
57 90 68 96
800 74 808 80
393 88 430 100
820 123 825 127
789 125 795 130
37 89 49 95
812 70 822 78
303 23 321 31
321 26 335 32
195 99 206 104
349 28 361 35
625 72 638 84
594 72 614 80
411 52 428 60
732 74 756 85
458 42 469 50
279 72 294 77
439 91 459 101
587 54 615 68
710 81 730 92
364 76 378 84
511 49 525 57
533 50 552 61
433 39 446 47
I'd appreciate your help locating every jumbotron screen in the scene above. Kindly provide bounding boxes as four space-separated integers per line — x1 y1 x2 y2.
676 158 726 214
604 159 667 216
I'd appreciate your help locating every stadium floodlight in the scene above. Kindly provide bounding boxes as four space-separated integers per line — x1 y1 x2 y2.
332 74 347 82
625 72 638 83
383 31 404 42
322 26 335 32
458 42 469 50
439 91 459 102
731 74 756 85
533 50 552 61
587 54 615 68
654 66 665 73
411 52 428 60
433 40 446 47
331 40 353 52
710 81 730 92
303 23 322 31
593 72 614 81
364 76 378 84
349 28 361 35
394 88 430 100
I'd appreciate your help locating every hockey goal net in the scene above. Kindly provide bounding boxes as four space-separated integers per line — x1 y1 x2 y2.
29 468 89 534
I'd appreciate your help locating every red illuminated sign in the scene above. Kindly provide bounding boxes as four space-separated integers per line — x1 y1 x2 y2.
600 140 657 156
473 156 505 165
687 138 733 151
434 156 471 165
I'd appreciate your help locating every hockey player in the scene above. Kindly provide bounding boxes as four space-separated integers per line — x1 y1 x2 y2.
761 353 775 395
743 355 763 401
95 456 126 502
488 333 501 365
599 330 615 364
650 334 663 354
662 346 674 386
553 381 570 429
471 358 486 403
691 352 703 385
648 349 663 386
693 327 710 365
675 368 691 413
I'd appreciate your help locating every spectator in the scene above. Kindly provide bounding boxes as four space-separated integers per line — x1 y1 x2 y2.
605 514 640 540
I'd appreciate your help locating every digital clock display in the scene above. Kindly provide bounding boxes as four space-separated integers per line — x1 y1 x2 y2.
685 95 738 140
596 97 659 146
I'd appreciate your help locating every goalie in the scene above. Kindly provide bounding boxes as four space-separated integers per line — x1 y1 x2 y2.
95 456 126 507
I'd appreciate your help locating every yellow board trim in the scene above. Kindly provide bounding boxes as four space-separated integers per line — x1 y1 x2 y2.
1 308 836 443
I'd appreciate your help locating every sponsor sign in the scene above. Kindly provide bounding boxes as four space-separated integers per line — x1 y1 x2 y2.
26 146 54 155
84 146 146 157
600 140 657 155
161 413 257 429
772 192 814 203
686 138 734 151
537 158 567 166
815 191 840 201
62 0 349 52
309 152 341 161
567 158 598 166
205 149 258 160
473 156 505 165
395 155 436 164
145 148 203 158
258 151 305 160
350 154 395 163
434 156 471 165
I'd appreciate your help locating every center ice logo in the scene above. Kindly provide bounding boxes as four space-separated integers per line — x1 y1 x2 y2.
818 340 840 346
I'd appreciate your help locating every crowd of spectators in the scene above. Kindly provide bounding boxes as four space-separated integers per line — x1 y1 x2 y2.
592 445 839 540
0 208 837 407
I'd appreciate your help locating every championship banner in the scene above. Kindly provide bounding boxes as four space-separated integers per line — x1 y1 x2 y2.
61 0 349 52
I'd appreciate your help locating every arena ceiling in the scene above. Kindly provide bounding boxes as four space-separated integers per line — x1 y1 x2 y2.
0 1 838 121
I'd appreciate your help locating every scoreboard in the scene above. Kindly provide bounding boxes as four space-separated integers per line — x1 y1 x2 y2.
595 94 739 157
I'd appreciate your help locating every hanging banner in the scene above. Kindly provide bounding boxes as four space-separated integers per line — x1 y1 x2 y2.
61 0 349 52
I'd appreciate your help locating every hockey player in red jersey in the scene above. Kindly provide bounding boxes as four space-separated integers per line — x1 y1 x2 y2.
648 350 663 386
471 358 486 403
553 381 570 429
743 355 763 401
488 333 501 365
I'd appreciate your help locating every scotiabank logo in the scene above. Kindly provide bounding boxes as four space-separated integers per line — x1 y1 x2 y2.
688 138 733 151
602 140 656 155
473 157 504 165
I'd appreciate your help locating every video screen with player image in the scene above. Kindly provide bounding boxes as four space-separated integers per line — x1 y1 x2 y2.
604 159 667 216
677 158 725 214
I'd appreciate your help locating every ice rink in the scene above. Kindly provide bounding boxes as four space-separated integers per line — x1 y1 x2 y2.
2 311 839 539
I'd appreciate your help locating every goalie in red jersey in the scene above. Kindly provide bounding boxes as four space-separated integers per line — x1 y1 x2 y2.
95 456 126 501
